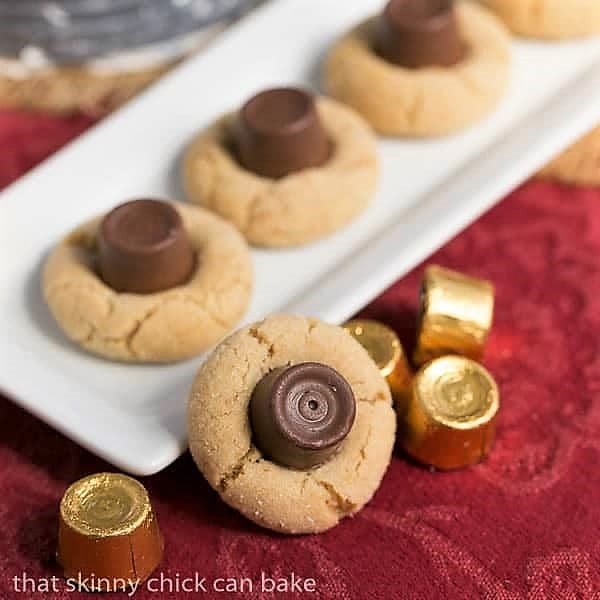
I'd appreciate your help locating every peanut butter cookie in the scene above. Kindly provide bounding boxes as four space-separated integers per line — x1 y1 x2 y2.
188 315 396 534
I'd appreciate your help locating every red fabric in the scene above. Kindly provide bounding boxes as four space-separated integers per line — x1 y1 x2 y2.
1 111 600 600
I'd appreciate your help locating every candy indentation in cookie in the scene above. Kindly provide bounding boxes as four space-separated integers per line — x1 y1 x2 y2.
235 87 331 179
98 198 196 294
250 362 356 469
376 0 465 68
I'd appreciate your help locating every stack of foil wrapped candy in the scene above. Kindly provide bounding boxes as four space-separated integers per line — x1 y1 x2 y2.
345 264 498 471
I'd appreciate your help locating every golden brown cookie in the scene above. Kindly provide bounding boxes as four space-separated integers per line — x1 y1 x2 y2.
187 314 396 534
323 1 511 137
43 202 253 363
539 126 600 187
0 62 169 115
479 0 600 39
182 96 379 247
481 0 600 185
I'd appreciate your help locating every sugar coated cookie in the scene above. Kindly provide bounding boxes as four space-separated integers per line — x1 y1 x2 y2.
188 315 396 534
324 1 511 137
43 201 253 363
182 93 379 247
479 0 600 39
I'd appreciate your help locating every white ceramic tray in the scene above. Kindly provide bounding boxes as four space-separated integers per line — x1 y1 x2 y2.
1 0 600 475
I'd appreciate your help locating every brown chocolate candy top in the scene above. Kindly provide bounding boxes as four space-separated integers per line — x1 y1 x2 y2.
235 87 331 179
98 199 196 294
249 362 356 469
376 0 465 69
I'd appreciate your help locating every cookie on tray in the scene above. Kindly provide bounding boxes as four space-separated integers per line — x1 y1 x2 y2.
479 0 600 39
478 1 600 186
43 199 253 363
187 314 396 534
323 0 512 137
182 87 379 247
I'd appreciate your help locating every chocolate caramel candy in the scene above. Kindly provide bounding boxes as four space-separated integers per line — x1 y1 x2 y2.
57 473 163 591
343 319 412 410
236 87 331 179
414 265 495 366
401 356 499 470
98 199 196 294
376 0 465 69
250 362 356 469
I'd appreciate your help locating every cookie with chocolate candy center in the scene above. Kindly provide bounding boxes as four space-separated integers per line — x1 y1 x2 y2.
188 315 396 534
324 1 512 137
43 201 252 363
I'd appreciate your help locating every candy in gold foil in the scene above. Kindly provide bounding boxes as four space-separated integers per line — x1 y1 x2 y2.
401 356 499 470
343 319 412 408
414 265 494 366
57 473 163 591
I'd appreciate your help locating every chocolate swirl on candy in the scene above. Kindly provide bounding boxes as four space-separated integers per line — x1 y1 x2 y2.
250 362 356 469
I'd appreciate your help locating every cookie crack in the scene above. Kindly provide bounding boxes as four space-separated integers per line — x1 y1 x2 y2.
457 69 486 99
45 280 106 303
46 280 155 358
355 391 389 405
300 474 312 495
218 447 256 492
341 156 377 172
54 277 243 358
181 294 230 330
314 479 357 516
81 319 99 345
105 295 116 319
244 189 263 236
231 343 252 387
248 327 275 357
122 304 162 358
355 425 372 474
75 296 161 359
406 83 425 129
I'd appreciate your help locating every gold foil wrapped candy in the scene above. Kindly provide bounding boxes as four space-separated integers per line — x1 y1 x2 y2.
343 319 412 407
401 356 499 470
414 265 494 366
57 473 163 591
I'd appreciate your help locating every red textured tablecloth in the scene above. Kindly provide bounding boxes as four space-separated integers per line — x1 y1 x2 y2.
1 109 600 600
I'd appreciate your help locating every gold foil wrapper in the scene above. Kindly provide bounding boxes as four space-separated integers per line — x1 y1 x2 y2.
343 319 413 409
58 473 163 591
401 356 499 470
414 265 494 365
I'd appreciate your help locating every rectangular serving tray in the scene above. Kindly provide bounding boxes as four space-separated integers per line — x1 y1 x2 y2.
1 0 600 475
